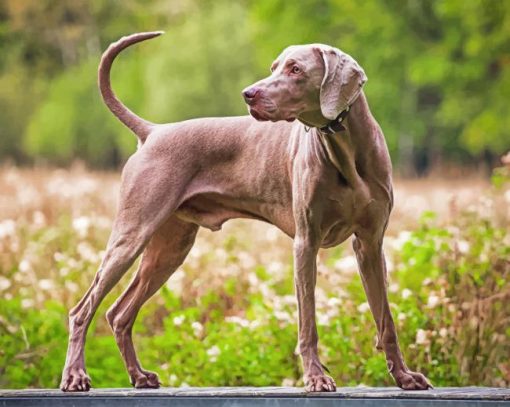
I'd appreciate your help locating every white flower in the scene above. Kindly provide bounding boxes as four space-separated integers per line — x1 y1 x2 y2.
169 374 178 384
274 311 292 322
439 328 448 338
401 288 412 299
318 313 330 325
72 216 91 237
397 312 406 322
327 297 342 307
173 315 185 326
505 189 510 204
334 256 358 272
65 281 79 293
391 231 412 250
33 211 46 227
225 316 250 328
0 276 11 291
415 329 429 345
427 295 440 308
207 345 221 362
39 279 54 290
389 283 399 293
166 269 185 295
457 240 470 254
267 261 285 274
265 227 280 242
0 219 16 239
191 321 203 336
19 259 31 273
357 302 370 313
250 320 261 330
21 298 34 309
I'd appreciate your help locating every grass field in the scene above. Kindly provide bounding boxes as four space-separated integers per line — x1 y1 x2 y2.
0 165 508 389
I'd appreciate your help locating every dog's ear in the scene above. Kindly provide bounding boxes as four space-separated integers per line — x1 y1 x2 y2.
319 47 367 120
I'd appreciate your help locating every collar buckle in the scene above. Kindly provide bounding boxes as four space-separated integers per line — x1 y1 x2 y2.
319 106 350 135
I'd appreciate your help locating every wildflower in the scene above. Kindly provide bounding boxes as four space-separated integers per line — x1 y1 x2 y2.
265 227 280 242
72 216 91 237
427 295 440 308
457 240 470 254
39 279 54 290
357 302 370 313
401 288 412 299
206 345 221 362
166 270 184 295
267 261 284 274
0 276 11 291
191 321 204 337
397 313 406 322
21 299 34 309
33 211 46 227
327 297 342 307
225 316 250 328
274 311 292 323
173 315 185 326
415 329 429 345
65 281 79 293
334 256 358 272
505 189 510 204
389 283 399 293
169 374 178 384
0 220 16 239
439 328 448 338
318 313 330 325
391 231 412 250
19 259 31 273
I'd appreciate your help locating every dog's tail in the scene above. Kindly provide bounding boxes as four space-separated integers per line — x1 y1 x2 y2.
98 31 164 143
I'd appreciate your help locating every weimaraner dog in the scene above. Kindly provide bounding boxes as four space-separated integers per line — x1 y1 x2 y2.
60 31 432 392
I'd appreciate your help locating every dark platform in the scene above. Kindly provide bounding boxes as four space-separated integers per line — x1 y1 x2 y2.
1 387 510 406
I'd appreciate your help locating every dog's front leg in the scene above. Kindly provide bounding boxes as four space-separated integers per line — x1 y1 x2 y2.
293 232 336 392
352 234 432 390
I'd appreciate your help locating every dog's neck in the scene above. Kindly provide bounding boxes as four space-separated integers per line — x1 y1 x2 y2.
301 92 388 201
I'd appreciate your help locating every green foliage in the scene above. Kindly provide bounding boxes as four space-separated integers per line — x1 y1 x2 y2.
0 0 509 170
0 182 508 388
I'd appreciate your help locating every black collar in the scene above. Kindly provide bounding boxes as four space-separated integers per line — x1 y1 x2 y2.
318 106 350 134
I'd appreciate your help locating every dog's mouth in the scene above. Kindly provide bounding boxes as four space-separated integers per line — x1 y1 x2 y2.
248 107 269 121
248 107 296 123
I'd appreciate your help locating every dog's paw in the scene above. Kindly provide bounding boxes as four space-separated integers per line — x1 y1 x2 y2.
131 370 161 389
60 368 91 392
304 374 336 392
394 369 432 390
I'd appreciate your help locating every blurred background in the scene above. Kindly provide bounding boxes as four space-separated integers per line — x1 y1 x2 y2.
0 0 509 390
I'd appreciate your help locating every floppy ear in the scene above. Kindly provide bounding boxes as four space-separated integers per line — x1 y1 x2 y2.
319 47 367 120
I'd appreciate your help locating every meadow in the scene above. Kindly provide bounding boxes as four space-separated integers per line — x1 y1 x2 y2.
0 164 508 389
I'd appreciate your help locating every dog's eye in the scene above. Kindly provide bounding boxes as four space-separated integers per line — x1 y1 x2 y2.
291 65 301 74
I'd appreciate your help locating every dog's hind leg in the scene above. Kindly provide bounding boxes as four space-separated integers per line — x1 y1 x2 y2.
60 155 192 392
106 216 198 388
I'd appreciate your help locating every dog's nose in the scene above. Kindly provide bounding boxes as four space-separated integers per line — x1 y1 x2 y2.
242 87 260 101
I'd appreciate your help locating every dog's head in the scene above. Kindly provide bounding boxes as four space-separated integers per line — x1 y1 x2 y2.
242 44 367 124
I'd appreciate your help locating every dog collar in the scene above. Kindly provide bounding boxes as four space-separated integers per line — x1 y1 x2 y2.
318 106 350 134
299 106 351 134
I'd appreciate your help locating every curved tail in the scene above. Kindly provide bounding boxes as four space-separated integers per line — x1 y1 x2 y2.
98 31 164 143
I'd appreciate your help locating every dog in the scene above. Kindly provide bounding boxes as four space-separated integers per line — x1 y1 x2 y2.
60 32 432 392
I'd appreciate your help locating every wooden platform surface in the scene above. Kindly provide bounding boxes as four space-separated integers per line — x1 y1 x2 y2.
1 386 510 406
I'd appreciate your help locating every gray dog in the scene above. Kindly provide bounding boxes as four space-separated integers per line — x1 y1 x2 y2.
60 32 432 392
